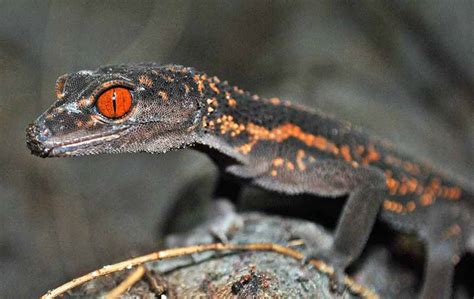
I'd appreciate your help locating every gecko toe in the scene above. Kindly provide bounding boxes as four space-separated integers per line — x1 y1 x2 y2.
303 249 349 295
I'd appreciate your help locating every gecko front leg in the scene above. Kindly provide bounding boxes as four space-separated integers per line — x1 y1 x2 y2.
205 173 244 243
165 173 244 247
252 158 386 292
419 205 465 299
316 175 385 293
421 240 458 299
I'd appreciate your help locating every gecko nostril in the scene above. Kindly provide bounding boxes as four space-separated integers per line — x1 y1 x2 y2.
42 127 51 137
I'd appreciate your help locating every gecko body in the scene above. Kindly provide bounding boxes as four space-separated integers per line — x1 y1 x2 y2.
27 64 473 298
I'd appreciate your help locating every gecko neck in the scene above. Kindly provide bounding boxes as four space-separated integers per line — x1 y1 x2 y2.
190 73 297 165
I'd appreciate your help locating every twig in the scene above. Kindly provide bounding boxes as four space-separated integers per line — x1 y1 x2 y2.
104 265 146 299
40 242 378 299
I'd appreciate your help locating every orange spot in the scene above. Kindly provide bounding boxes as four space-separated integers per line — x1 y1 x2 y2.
406 201 416 212
340 145 352 162
386 177 396 189
209 82 220 94
362 145 380 164
386 177 399 195
296 150 306 171
202 116 208 128
237 140 257 154
270 170 278 177
206 98 218 107
420 194 433 206
269 97 281 105
286 161 295 171
139 75 153 87
217 115 245 137
398 184 408 196
383 199 404 213
448 188 456 198
96 87 132 119
444 187 462 200
407 178 418 193
228 98 237 107
193 75 204 92
272 158 284 167
158 91 168 102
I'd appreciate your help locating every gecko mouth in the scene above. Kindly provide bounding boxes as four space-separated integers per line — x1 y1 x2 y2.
26 124 130 157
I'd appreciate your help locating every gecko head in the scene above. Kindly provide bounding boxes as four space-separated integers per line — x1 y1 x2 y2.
26 63 204 157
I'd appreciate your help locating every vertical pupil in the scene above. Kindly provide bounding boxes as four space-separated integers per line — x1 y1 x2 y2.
112 89 117 114
97 87 131 118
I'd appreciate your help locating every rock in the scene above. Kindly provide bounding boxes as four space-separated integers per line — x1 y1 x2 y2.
66 212 416 298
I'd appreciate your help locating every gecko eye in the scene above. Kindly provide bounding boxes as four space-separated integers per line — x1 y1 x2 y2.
96 87 132 119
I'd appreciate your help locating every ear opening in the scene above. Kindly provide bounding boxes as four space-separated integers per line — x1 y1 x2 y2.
55 74 69 99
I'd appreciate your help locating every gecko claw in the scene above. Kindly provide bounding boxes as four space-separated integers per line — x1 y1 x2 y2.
206 199 242 244
303 249 348 295
165 199 241 248
209 227 229 243
328 268 346 294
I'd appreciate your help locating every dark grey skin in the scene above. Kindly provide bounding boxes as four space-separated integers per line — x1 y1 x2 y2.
27 64 474 298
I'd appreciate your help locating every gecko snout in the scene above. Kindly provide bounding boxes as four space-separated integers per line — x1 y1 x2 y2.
26 123 52 158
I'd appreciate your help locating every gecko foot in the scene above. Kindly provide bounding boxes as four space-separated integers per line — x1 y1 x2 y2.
165 199 243 247
206 199 243 243
303 248 348 294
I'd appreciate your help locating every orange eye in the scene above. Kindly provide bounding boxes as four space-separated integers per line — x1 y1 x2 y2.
96 87 132 119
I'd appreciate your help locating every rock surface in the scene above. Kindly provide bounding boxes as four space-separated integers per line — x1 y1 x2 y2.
66 212 416 298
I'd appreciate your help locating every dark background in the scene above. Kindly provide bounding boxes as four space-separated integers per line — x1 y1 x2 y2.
0 1 472 297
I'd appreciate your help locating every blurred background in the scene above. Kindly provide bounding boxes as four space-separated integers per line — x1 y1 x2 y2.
0 0 472 297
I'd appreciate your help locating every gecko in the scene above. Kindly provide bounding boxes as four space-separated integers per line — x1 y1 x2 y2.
26 63 473 298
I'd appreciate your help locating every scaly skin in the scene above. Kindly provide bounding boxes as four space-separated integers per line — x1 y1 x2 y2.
26 63 473 298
